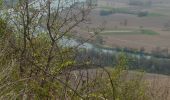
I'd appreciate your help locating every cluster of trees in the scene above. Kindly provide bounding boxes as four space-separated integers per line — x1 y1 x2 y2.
129 0 152 7
151 47 169 58
163 21 170 31
100 9 113 16
137 11 148 17
100 8 149 17
130 56 170 75
114 46 170 59
79 47 170 75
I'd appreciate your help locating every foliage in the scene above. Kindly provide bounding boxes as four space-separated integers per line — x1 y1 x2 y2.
140 29 159 35
80 54 149 100
0 18 7 37
100 10 113 16
0 0 151 99
129 0 152 7
0 18 149 99
138 11 149 17
100 7 149 17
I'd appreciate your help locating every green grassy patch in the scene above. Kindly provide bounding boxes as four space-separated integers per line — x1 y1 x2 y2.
140 29 159 35
100 29 159 35
147 12 164 17
101 31 136 35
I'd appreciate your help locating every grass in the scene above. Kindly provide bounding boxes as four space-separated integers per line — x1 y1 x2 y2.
141 29 159 35
100 31 136 35
147 12 164 17
100 29 159 35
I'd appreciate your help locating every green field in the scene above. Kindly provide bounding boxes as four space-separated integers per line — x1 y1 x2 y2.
100 29 159 35
141 29 159 35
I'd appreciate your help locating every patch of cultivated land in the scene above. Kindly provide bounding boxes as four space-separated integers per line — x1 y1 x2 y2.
77 0 170 53
86 11 170 52
102 34 170 52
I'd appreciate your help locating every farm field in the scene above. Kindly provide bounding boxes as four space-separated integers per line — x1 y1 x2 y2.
77 0 170 53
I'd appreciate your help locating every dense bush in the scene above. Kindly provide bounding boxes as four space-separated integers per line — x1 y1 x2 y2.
100 8 149 17
0 19 7 37
78 46 170 75
100 10 113 16
138 11 149 17
129 0 152 7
